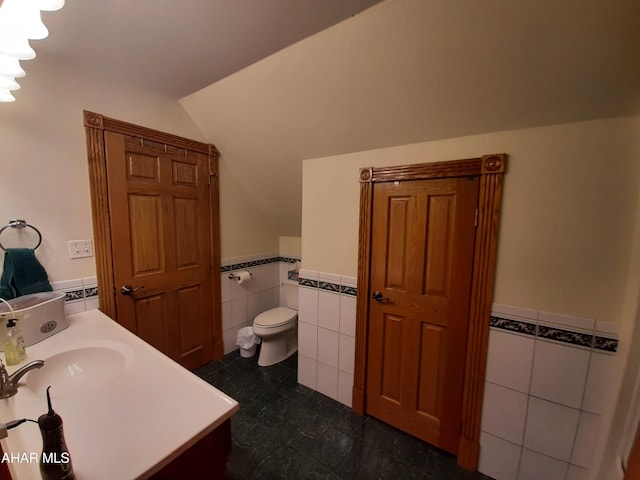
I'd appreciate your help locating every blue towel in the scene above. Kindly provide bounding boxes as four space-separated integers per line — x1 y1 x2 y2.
0 248 52 300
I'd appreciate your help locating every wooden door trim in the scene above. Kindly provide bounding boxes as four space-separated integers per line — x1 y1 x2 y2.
353 154 507 470
83 110 225 360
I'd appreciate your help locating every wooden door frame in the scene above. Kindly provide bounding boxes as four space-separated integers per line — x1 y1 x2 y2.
83 110 225 360
352 154 507 470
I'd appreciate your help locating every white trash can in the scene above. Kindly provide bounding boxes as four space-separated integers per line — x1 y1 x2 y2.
236 326 260 358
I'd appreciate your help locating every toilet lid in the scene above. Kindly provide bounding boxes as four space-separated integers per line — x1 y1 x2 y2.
254 307 297 328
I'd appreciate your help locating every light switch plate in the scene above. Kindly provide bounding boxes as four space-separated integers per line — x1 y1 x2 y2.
68 239 93 259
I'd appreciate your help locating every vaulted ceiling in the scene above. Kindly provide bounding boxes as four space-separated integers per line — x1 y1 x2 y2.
37 0 640 235
39 0 383 97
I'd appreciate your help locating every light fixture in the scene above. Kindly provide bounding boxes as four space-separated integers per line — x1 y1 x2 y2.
0 54 25 77
0 0 64 102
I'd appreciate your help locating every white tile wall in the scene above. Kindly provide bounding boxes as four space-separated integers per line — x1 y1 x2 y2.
583 351 619 415
481 383 528 445
479 303 619 480
338 333 355 375
571 412 601 468
318 290 340 331
51 276 99 315
298 287 319 326
518 449 568 480
297 269 357 408
565 465 588 480
485 329 534 393
298 353 317 389
297 321 317 359
523 397 580 461
339 294 357 337
478 432 521 480
220 254 300 355
338 371 354 407
317 362 339 400
317 327 339 368
529 339 590 409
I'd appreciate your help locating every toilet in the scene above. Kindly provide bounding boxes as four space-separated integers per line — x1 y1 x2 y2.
252 306 298 367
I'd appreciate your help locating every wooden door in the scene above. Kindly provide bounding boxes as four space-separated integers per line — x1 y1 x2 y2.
626 427 640 479
366 176 479 454
105 132 214 370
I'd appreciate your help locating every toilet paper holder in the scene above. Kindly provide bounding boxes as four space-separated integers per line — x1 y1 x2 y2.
228 271 253 280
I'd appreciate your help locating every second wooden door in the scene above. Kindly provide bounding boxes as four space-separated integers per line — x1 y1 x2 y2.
366 176 479 454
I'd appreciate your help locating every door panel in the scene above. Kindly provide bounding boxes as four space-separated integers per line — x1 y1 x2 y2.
366 177 479 454
424 195 454 296
129 194 164 275
176 284 205 357
417 323 443 418
386 196 410 289
105 131 214 369
380 313 403 402
173 197 199 268
134 291 170 353
127 153 159 181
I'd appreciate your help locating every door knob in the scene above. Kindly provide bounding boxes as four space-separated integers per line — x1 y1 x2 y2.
121 285 144 295
372 291 389 302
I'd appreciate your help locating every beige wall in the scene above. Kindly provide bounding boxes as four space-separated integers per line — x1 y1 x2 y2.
0 54 272 281
181 0 636 238
302 116 640 323
279 236 302 259
219 158 280 259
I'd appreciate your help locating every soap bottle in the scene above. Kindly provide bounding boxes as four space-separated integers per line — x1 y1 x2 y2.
3 318 27 366
38 387 75 480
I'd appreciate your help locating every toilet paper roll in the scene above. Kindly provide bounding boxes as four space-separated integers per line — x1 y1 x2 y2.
235 270 252 284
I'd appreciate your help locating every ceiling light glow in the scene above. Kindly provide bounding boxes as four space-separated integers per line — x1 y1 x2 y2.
0 0 64 102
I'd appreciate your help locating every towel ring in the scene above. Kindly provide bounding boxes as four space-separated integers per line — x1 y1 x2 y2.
0 219 43 251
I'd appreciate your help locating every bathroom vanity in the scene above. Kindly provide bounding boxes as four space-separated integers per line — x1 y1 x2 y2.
0 309 239 479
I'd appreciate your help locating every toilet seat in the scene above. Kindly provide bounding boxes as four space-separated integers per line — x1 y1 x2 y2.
254 307 297 328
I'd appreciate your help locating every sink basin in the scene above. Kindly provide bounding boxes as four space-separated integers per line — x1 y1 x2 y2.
23 343 134 397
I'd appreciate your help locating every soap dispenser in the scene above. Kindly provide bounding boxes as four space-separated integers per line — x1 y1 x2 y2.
38 386 75 480
3 317 27 366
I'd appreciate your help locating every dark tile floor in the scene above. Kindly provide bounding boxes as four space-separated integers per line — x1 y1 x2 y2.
194 350 493 480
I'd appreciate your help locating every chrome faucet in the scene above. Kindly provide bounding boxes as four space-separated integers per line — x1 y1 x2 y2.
0 360 44 399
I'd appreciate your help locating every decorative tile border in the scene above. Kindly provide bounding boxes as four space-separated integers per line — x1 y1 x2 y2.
319 281 341 293
593 336 618 353
299 278 319 288
298 275 357 297
340 285 357 296
490 315 618 353
489 316 537 336
84 286 98 298
221 255 300 273
65 289 85 301
50 277 99 308
537 324 593 348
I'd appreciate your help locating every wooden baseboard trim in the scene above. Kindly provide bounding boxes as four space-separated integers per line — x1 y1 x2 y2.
352 387 365 414
457 435 480 470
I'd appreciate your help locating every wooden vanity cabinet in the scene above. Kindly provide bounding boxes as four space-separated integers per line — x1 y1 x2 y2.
150 419 231 479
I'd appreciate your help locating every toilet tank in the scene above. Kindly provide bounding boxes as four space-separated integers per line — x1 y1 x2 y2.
0 291 68 347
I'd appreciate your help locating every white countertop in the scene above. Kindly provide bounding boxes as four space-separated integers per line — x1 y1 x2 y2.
0 309 239 480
